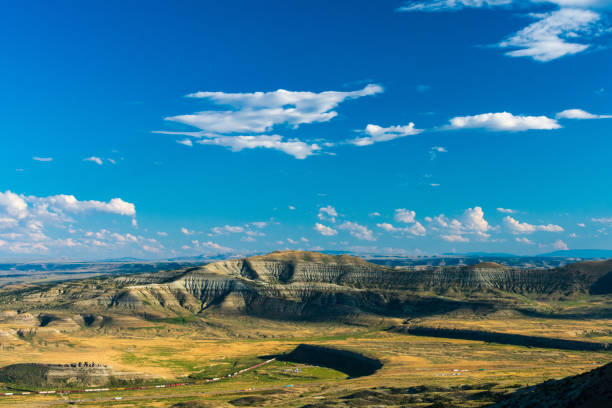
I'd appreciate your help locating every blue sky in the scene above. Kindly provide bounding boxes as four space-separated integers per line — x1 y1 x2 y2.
1 0 612 259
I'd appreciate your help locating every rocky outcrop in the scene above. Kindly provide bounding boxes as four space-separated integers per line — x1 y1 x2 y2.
0 362 150 387
2 252 610 320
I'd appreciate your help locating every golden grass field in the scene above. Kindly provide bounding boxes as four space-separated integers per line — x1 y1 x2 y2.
1 304 611 407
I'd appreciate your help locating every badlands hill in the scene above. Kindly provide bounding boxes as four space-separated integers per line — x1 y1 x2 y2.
1 251 611 322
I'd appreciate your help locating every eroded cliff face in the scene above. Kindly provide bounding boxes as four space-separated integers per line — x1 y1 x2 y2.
91 252 611 318
3 252 611 319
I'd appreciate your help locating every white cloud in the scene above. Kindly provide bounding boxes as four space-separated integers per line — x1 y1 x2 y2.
171 84 383 134
515 237 534 244
288 205 296 210
83 156 103 165
399 2 607 62
176 138 193 146
377 223 397 232
447 112 560 131
158 84 383 159
181 227 194 235
462 207 490 233
497 207 517 213
301 237 309 242
107 158 117 165
157 231 168 236
394 208 416 223
499 8 601 62
314 223 338 236
397 0 512 12
211 225 245 234
202 241 232 252
369 212 381 217
556 108 612 119
378 221 426 236
318 205 338 222
577 222 586 227
0 192 151 255
31 195 136 216
348 123 423 146
503 216 564 234
0 191 28 219
426 206 491 241
592 217 612 224
441 234 470 242
339 221 375 241
198 135 320 159
32 157 53 162
553 239 569 250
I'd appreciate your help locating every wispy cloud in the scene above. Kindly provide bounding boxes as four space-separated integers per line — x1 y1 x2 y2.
157 84 383 158
83 156 103 165
196 135 320 159
398 1 609 62
556 108 612 119
499 8 602 62
348 123 423 146
32 156 53 162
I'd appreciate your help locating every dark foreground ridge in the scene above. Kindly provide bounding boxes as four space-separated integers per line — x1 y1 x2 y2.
391 326 611 351
277 344 383 378
490 361 612 408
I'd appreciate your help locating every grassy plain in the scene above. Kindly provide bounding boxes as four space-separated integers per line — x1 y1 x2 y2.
1 299 611 407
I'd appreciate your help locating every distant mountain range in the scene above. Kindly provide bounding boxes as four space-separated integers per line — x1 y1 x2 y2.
445 249 612 259
536 249 612 258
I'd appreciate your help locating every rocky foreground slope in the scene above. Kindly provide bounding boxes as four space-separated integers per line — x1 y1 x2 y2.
490 361 612 408
1 251 611 319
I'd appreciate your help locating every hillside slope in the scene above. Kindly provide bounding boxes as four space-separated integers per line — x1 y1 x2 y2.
491 362 612 408
1 251 611 320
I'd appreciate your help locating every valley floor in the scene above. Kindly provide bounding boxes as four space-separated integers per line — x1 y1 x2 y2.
1 308 611 407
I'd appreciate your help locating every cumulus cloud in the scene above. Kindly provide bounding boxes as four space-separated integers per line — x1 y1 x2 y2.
446 112 561 131
83 156 103 165
318 205 338 222
503 216 564 234
30 195 136 216
348 123 423 146
0 191 146 255
339 221 375 241
314 222 338 236
394 208 416 223
426 206 491 241
553 239 569 250
556 108 612 119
